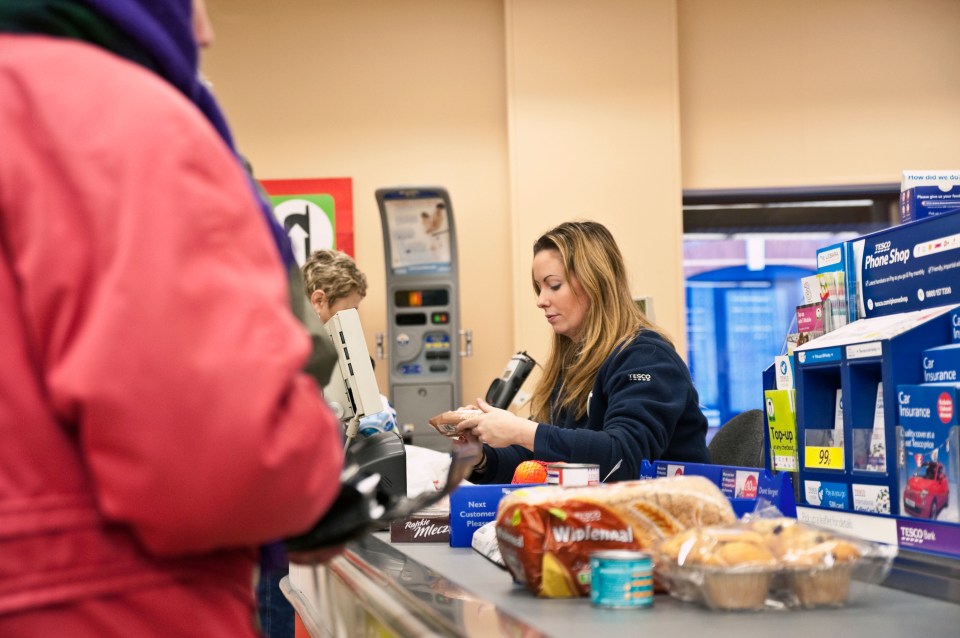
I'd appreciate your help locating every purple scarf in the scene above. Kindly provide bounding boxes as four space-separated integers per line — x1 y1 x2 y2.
83 1 233 146
80 0 293 265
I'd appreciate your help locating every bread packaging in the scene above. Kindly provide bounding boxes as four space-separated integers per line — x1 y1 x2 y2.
494 476 736 597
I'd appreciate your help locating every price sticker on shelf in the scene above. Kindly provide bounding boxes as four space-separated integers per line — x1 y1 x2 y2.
805 446 843 470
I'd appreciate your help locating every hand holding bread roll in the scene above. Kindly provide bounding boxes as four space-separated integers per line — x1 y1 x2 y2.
454 398 539 449
428 406 482 437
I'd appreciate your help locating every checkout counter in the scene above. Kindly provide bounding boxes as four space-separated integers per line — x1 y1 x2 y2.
283 532 960 638
289 309 959 635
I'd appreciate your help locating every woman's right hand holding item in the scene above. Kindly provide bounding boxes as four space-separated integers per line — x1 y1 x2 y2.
428 405 481 437
456 398 537 451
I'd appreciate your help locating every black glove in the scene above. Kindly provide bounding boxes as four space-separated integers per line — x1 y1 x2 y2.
284 442 483 552
284 469 389 552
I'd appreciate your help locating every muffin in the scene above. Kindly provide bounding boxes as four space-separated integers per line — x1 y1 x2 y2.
658 528 700 563
699 532 777 611
746 516 798 536
658 519 870 610
758 522 862 608
701 566 775 611
655 529 702 601
658 527 777 611
782 539 862 608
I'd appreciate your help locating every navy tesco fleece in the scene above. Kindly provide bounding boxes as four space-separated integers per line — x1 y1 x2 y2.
476 330 710 484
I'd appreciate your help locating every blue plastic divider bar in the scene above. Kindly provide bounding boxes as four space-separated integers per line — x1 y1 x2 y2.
640 459 796 518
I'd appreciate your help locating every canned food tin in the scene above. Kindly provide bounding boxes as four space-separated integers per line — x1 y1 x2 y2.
546 462 600 487
589 550 654 609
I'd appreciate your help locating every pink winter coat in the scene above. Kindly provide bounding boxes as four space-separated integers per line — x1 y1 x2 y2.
0 35 343 637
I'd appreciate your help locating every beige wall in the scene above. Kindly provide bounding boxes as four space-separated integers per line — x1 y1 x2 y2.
505 0 685 376
203 0 514 404
679 0 960 189
204 0 686 409
203 0 959 410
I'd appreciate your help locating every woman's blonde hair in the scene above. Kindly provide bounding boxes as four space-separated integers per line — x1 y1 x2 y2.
301 249 367 304
529 220 670 422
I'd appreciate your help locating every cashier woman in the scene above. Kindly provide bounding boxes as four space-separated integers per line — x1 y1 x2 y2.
458 220 710 483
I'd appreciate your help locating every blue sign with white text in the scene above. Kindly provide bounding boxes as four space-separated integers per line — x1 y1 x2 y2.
854 210 960 318
796 347 842 365
804 480 849 510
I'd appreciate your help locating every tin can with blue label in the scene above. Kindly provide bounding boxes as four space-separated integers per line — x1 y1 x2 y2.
589 550 654 609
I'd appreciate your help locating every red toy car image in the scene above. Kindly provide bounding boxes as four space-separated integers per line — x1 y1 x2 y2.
903 461 950 519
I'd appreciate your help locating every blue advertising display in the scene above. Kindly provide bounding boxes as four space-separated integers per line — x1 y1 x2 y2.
853 209 960 318
803 480 849 510
900 185 960 223
640 460 796 518
897 383 960 523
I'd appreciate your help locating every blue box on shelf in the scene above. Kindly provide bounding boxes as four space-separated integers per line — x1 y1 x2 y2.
639 460 796 518
900 185 960 223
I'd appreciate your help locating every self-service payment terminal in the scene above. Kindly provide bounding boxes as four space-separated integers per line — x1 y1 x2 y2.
376 187 467 452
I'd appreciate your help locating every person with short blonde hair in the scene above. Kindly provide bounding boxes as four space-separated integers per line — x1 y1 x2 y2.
300 248 397 439
302 249 368 322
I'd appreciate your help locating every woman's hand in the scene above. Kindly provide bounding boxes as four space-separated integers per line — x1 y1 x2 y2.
457 398 538 451
428 404 481 437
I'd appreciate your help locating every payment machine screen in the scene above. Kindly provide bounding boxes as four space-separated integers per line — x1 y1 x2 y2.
383 196 452 274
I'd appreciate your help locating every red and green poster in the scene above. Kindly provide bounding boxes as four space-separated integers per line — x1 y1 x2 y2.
260 178 354 263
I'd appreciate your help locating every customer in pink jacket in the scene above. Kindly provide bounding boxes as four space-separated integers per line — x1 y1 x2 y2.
0 1 344 636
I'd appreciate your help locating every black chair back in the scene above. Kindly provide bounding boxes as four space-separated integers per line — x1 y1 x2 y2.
708 409 766 468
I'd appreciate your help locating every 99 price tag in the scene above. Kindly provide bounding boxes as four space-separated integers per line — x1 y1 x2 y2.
805 446 843 470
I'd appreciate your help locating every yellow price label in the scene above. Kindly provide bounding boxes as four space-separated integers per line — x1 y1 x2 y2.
805 446 843 470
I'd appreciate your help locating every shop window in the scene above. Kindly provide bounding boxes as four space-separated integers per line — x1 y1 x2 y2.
682 186 898 429
687 263 811 427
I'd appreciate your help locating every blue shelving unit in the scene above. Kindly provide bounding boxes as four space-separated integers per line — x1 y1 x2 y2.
763 211 960 598
794 308 955 516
